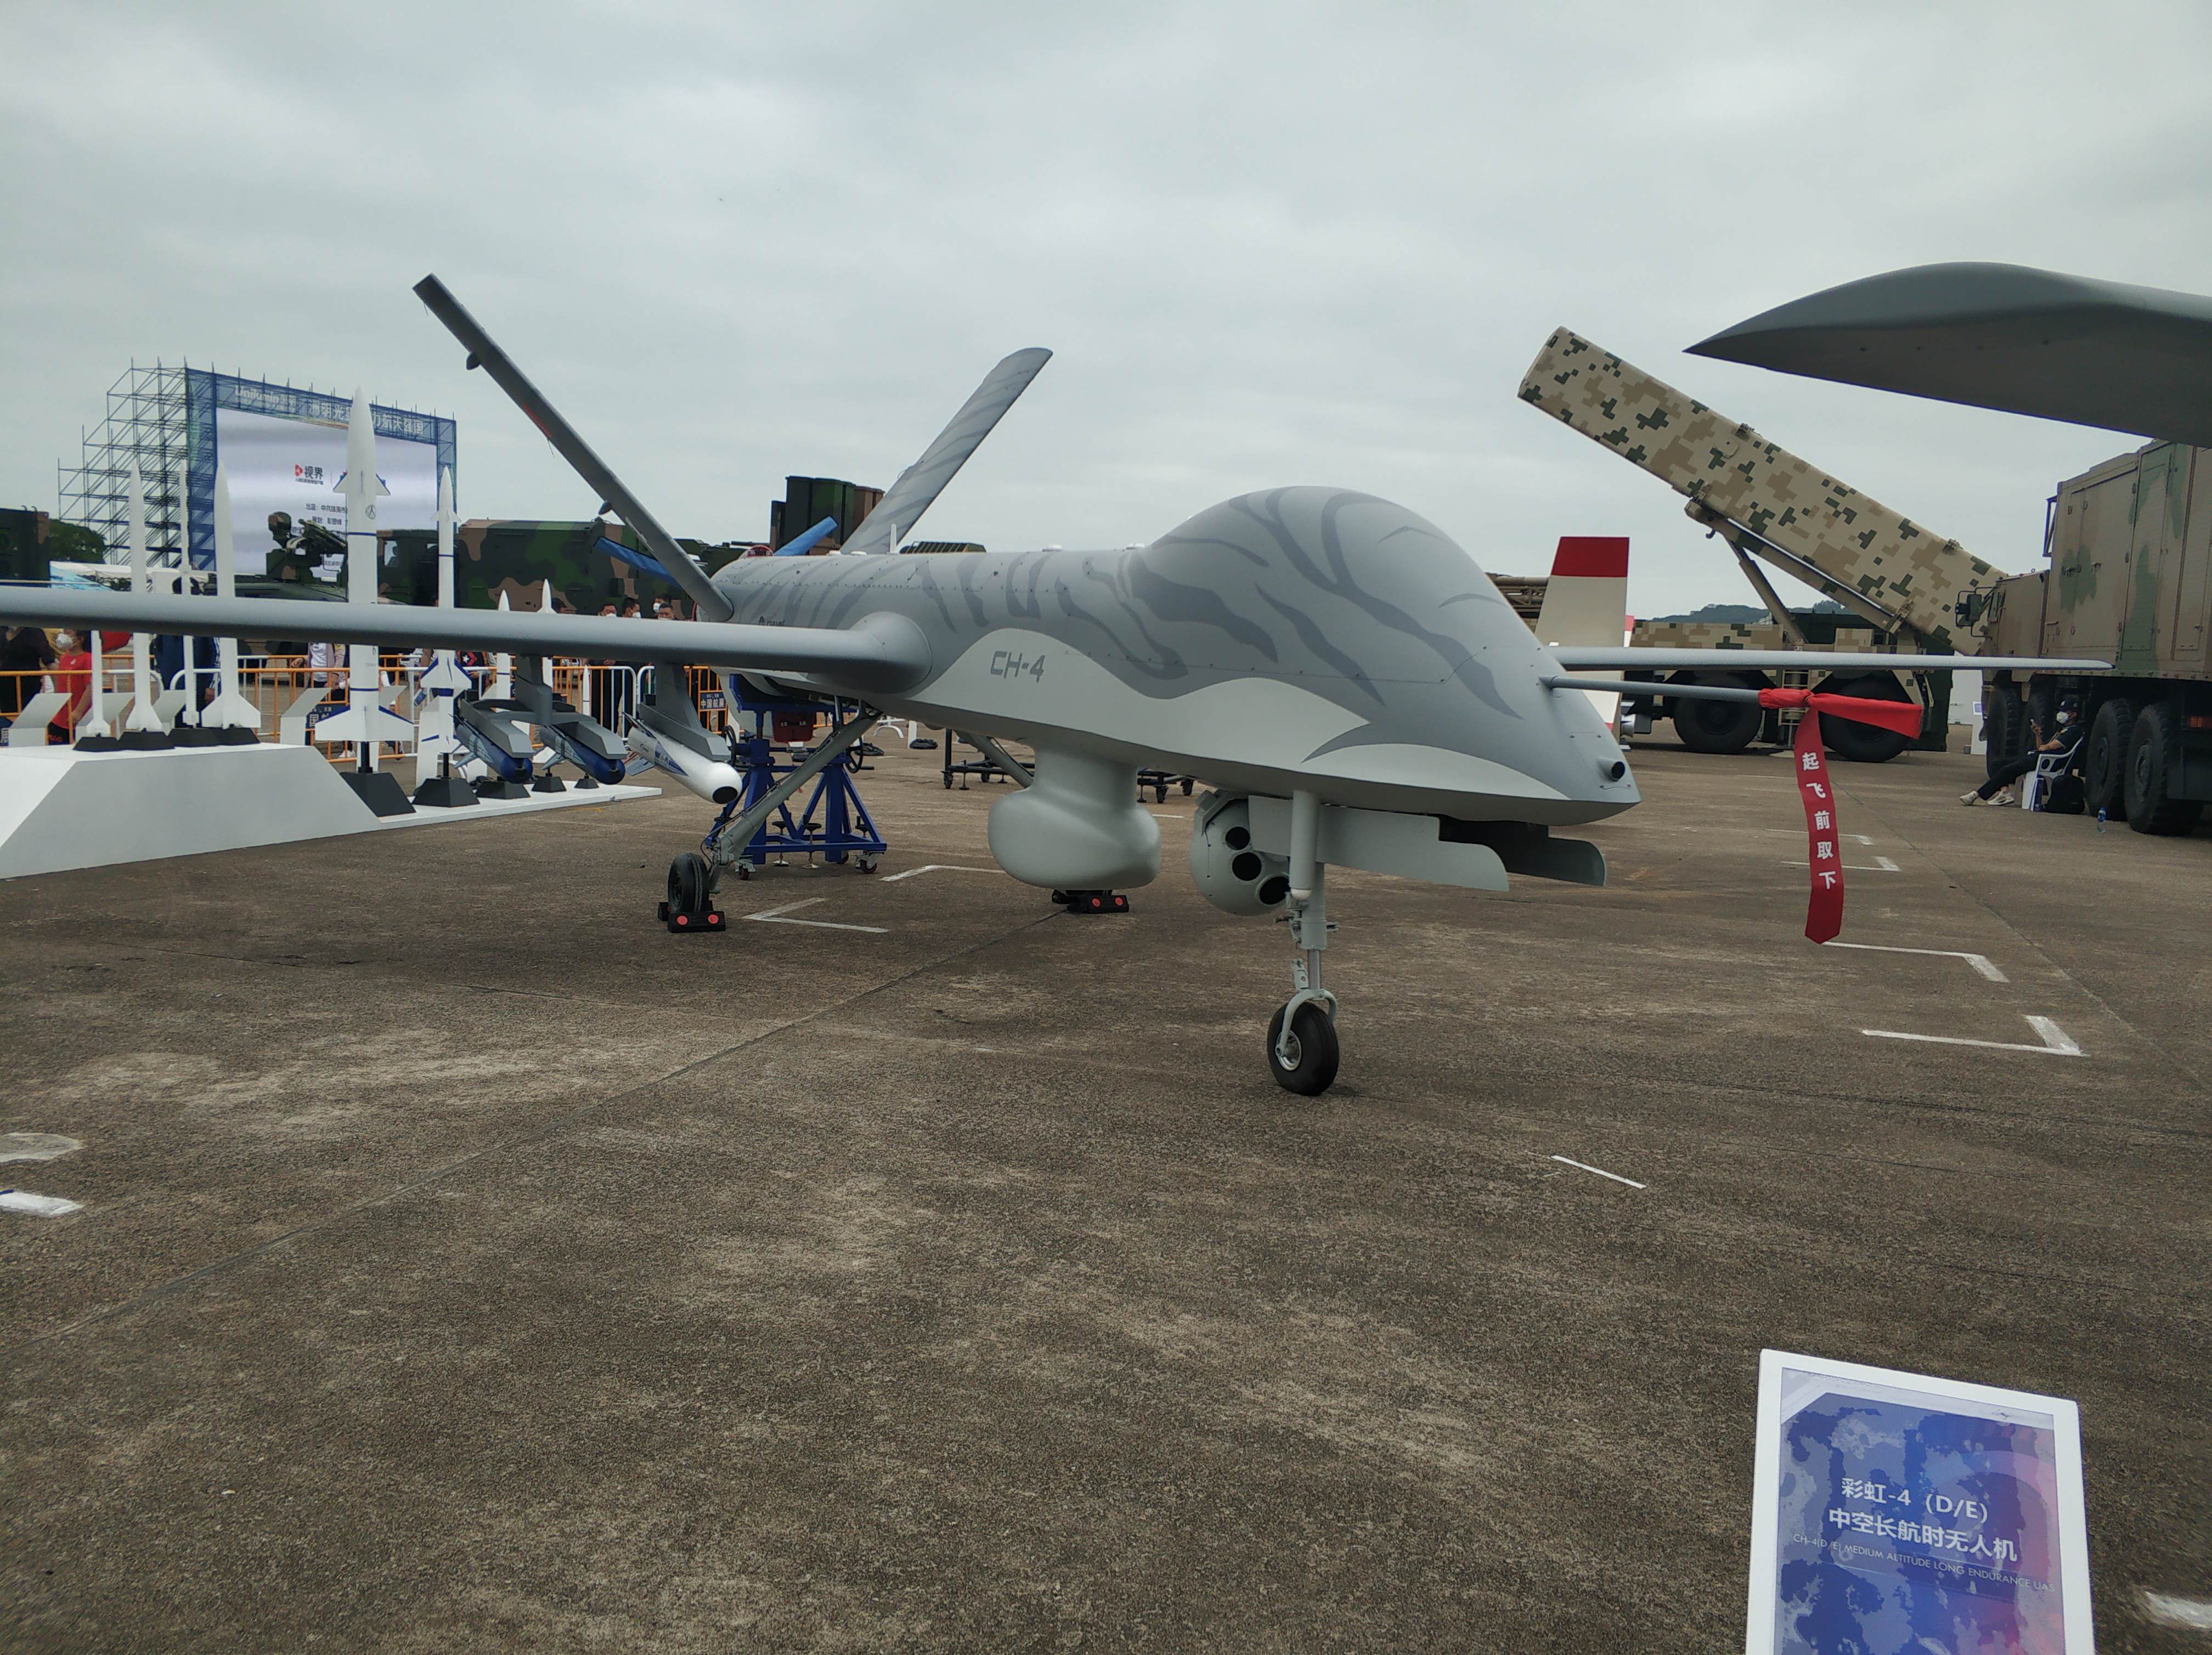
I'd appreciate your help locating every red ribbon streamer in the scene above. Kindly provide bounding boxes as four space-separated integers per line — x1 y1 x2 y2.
1790 710 1846 943
1758 686 1925 737
1755 689 1923 943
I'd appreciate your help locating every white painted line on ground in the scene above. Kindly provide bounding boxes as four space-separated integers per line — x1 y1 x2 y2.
1862 1016 2084 1056
2141 1590 2212 1631
879 864 996 883
743 899 888 935
0 1132 83 1164
1824 942 2008 982
1765 829 1876 846
1 1190 83 1217
1787 856 1901 872
1550 1155 1647 1190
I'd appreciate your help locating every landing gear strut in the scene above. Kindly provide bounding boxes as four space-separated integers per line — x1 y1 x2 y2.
1268 790 1339 1095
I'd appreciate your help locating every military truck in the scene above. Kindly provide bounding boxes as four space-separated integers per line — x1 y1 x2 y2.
380 520 737 613
1519 330 2004 762
1976 441 2211 833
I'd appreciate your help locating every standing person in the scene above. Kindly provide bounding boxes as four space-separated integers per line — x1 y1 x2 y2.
1963 698 2083 806
1 624 56 723
48 628 93 740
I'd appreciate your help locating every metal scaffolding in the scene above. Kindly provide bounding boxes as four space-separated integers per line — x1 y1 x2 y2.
56 367 458 568
58 362 191 564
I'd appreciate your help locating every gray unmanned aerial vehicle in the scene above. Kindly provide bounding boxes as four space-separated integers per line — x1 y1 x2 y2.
2 278 2098 1094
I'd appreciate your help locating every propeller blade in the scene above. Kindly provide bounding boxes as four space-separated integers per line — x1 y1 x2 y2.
842 347 1051 555
412 275 732 622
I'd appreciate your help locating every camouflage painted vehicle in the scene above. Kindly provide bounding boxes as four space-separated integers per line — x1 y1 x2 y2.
1518 329 1984 761
380 520 762 614
0 508 60 582
1978 441 2212 832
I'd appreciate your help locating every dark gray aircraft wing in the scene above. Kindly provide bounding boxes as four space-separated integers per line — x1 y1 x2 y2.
411 275 736 622
1689 262 2212 449
842 347 1052 555
0 588 929 695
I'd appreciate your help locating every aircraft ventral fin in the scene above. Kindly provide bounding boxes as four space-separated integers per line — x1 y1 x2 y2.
411 274 734 622
843 347 1051 555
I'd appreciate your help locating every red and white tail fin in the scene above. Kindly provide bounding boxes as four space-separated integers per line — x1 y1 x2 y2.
1532 537 1631 731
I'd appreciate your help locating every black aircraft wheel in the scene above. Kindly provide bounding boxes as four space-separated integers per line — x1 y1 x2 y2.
1266 1001 1340 1096
667 852 710 920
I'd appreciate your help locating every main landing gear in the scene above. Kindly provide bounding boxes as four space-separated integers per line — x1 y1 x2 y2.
1266 790 1339 1095
657 710 884 935
660 851 725 933
1052 889 1130 915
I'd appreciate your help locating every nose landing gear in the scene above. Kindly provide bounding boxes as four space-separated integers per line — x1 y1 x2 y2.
1267 791 1339 1095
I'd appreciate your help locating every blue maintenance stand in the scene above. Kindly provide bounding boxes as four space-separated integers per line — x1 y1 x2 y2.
702 685 887 876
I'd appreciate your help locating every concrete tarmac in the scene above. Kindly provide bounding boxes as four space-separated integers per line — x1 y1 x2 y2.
3 739 2205 1652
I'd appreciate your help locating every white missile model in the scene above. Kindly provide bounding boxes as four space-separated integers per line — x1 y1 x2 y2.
74 613 111 744
413 468 469 776
313 391 415 759
622 715 743 806
489 590 513 700
119 464 168 744
199 463 263 739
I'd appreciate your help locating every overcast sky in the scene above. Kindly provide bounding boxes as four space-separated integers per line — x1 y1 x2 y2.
5 2 2209 616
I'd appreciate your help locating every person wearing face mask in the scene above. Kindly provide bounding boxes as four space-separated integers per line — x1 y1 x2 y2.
1962 696 2083 806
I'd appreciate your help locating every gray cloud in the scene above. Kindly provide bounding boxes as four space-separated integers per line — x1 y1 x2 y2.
4 1 2209 616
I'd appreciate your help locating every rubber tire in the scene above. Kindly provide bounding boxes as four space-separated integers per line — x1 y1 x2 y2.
668 852 709 916
1984 683 2024 779
1669 674 1763 755
1819 674 1918 763
2124 702 2204 836
1266 1001 1340 1096
2082 697 2136 820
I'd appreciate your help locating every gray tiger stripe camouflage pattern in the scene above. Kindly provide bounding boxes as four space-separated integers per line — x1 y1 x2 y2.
1519 329 2000 651
715 486 1638 825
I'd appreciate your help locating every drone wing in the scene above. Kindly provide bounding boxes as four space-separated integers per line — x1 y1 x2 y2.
0 588 928 696
841 347 1052 555
411 275 735 622
1689 262 2212 450
1549 648 2109 675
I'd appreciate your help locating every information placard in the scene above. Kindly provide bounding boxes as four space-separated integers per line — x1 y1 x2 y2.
1747 1350 2092 1654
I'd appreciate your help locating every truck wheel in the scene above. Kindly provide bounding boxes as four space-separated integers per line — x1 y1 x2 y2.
2082 697 2136 819
1822 674 1917 763
2124 702 2203 836
1670 674 1763 754
1983 685 2023 778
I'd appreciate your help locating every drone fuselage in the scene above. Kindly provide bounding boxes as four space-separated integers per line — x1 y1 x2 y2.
716 487 1639 831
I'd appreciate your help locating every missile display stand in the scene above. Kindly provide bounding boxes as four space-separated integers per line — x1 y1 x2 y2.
660 693 885 935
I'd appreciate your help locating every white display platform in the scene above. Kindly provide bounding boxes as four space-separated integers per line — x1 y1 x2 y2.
0 745 659 880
